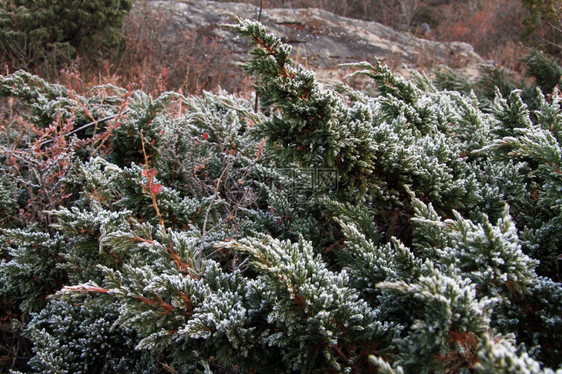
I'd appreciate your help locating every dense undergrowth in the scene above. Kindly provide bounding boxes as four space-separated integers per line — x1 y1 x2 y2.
1 17 562 373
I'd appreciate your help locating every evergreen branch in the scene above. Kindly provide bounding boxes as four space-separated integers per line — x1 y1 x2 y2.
131 235 195 277
343 60 419 104
167 246 196 279
63 285 186 316
134 293 173 314
139 131 196 277
254 36 292 79
223 17 293 80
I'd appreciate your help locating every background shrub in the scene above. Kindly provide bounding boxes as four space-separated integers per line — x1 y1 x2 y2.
0 0 134 77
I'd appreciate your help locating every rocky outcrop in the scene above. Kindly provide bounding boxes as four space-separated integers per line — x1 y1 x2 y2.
142 0 484 83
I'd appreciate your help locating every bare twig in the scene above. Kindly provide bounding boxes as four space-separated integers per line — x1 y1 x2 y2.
39 110 130 146
198 141 256 268
140 130 167 237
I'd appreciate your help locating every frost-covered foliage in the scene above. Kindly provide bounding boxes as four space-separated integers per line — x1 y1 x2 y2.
25 300 155 374
1 18 561 373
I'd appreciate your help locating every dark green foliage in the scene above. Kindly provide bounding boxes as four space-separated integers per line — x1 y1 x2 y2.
491 276 562 368
479 88 562 277
0 229 68 313
1 19 562 374
434 49 562 111
521 0 562 58
0 0 134 75
522 49 562 94
26 300 156 373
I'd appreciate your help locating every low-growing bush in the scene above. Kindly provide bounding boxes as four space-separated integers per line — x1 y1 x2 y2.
0 19 561 373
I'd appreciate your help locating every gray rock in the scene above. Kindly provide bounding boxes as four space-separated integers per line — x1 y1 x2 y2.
142 0 484 83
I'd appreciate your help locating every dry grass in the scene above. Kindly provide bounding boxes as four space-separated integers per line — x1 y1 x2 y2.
0 0 539 95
